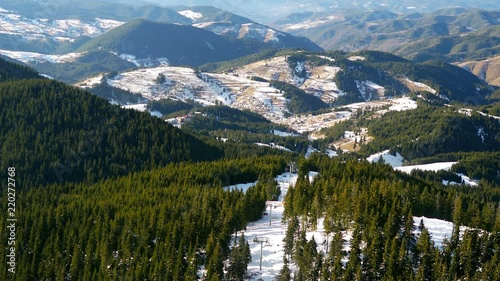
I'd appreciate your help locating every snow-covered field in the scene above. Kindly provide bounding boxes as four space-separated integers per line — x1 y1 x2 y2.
367 150 404 167
395 162 457 173
344 97 417 114
395 162 478 186
272 129 300 137
105 66 234 105
387 96 418 111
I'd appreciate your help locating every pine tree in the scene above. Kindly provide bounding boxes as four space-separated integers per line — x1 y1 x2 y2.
206 241 224 280
277 257 292 281
284 217 299 259
415 227 435 281
226 234 252 280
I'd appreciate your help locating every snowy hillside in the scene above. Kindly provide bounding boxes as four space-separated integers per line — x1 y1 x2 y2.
0 50 85 63
356 80 385 101
0 6 122 46
230 55 345 103
105 66 234 105
74 53 428 134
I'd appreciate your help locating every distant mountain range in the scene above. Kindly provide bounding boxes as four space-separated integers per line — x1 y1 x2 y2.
135 0 500 23
0 2 320 54
0 1 498 90
274 8 500 61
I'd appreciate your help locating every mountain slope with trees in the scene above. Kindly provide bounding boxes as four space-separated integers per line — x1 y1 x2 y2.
0 66 224 187
77 19 264 67
0 156 287 280
281 154 500 280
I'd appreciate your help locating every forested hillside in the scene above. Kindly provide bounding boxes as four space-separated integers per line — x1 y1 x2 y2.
285 51 492 104
280 155 500 280
0 59 39 82
3 150 499 280
176 105 312 154
0 157 287 280
319 102 500 183
77 19 266 67
0 23 499 280
360 104 500 159
0 77 222 187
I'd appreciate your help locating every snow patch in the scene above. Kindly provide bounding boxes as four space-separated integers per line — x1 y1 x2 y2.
224 181 258 193
356 80 385 101
0 49 84 63
305 146 319 158
367 150 404 167
413 216 466 248
477 127 486 143
403 78 436 94
118 53 169 67
255 143 292 152
388 96 417 111
442 173 479 187
348 56 366 61
122 104 164 118
317 55 335 62
326 149 338 158
272 129 300 137
395 162 457 173
178 10 203 21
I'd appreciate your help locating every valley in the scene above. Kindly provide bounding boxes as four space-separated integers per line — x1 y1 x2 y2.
74 52 434 135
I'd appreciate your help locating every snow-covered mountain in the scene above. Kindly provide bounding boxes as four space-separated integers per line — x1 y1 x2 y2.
0 3 321 56
193 21 322 51
0 6 123 53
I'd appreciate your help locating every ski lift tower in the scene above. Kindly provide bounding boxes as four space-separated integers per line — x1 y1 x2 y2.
253 237 269 271
266 202 274 226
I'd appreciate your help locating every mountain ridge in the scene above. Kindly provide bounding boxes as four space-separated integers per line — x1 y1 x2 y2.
274 8 500 58
77 19 264 66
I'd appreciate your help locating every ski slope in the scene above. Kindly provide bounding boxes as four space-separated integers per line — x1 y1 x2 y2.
229 171 317 281
229 169 470 280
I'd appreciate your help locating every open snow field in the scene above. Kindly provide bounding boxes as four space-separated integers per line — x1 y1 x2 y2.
395 162 457 173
